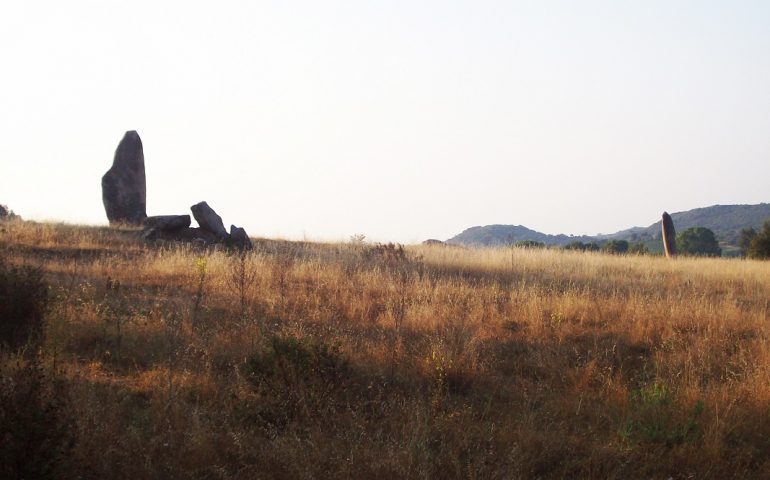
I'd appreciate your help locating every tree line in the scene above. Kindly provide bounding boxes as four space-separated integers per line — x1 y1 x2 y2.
513 221 770 259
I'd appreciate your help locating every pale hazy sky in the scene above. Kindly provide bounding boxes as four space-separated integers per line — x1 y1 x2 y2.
1 1 768 243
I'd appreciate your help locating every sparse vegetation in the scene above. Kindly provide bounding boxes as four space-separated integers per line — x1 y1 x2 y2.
563 240 600 251
0 204 21 221
2 220 770 478
514 240 546 249
601 239 629 254
627 241 649 255
0 257 48 351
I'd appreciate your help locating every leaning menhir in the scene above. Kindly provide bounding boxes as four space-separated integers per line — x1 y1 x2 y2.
102 131 147 225
661 211 677 258
191 201 228 239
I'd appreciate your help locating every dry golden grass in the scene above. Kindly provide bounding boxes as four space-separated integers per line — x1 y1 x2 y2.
3 219 770 478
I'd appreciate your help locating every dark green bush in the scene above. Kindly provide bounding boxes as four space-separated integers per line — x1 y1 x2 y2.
747 221 770 260
739 227 757 257
242 335 349 425
514 240 546 249
0 258 48 350
677 227 722 257
628 242 649 255
602 239 629 254
0 204 20 220
563 241 600 252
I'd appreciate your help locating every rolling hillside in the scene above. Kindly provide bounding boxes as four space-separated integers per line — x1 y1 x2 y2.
446 224 595 247
447 203 770 247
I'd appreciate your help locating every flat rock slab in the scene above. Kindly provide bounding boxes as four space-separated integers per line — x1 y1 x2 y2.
143 215 191 231
145 227 220 244
102 131 147 225
191 201 227 238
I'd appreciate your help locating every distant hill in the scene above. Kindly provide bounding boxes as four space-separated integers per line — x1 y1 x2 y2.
446 224 596 247
446 203 770 248
606 204 770 245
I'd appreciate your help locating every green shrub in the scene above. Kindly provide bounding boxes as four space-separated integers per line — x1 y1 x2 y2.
747 221 770 260
677 227 721 257
514 240 545 249
628 242 649 255
601 239 629 254
563 241 600 252
0 204 20 221
620 382 703 445
0 258 48 351
739 227 757 257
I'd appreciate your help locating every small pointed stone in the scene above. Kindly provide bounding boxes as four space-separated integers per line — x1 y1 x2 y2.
229 225 253 250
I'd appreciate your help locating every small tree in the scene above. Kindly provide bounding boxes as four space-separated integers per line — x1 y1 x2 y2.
0 204 20 221
628 242 649 255
677 227 721 257
739 227 757 258
747 221 770 260
602 239 629 255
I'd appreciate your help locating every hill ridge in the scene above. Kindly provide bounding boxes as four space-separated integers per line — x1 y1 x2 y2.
446 203 770 247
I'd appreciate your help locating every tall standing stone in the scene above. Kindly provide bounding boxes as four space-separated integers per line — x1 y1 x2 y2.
661 211 677 259
102 131 147 225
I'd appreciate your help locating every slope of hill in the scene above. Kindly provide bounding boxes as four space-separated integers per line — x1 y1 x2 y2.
607 203 770 244
447 203 770 247
446 224 595 247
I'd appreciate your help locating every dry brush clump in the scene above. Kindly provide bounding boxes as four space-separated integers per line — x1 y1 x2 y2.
2 220 770 478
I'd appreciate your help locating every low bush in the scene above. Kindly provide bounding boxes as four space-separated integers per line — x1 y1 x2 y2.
0 258 48 351
602 239 629 254
242 335 350 422
0 358 73 479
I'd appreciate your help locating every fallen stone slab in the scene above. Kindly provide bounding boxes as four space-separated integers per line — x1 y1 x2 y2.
144 226 220 245
190 201 228 238
143 215 191 232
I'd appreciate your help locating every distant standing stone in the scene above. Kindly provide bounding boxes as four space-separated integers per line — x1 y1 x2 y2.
102 131 147 225
230 225 253 250
191 201 228 238
661 211 677 258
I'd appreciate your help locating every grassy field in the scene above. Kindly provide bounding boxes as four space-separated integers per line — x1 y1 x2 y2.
2 220 770 479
